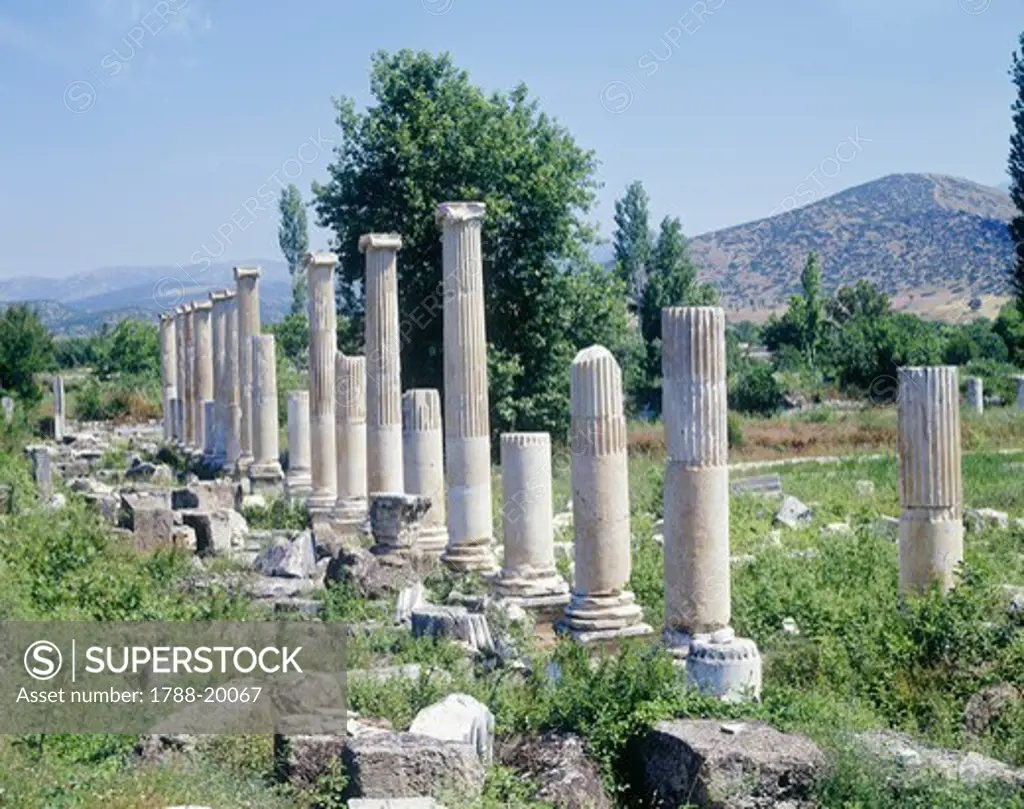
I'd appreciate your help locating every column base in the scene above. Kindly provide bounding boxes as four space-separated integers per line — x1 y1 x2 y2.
493 568 571 610
416 524 449 558
663 626 735 661
307 490 339 516
285 473 313 501
441 539 499 574
558 591 652 644
248 462 284 497
236 454 255 476
683 634 762 703
898 511 963 595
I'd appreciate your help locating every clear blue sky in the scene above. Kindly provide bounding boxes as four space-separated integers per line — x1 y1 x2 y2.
0 0 1019 277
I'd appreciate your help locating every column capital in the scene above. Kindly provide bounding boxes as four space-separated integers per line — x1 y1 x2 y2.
234 265 262 281
209 289 230 303
192 300 213 313
303 251 338 269
436 201 486 225
359 233 403 253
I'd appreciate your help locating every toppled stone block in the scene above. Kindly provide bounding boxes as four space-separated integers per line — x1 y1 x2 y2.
329 547 427 599
349 800 444 809
342 732 485 802
411 605 494 654
171 524 197 552
254 531 317 578
731 474 783 496
637 720 825 809
964 683 1021 736
180 509 249 556
500 733 611 809
820 522 853 538
965 507 1010 533
370 493 431 552
773 496 812 529
409 693 494 766
871 515 899 541
172 481 236 511
125 459 173 484
120 491 172 529
274 712 350 789
132 507 176 552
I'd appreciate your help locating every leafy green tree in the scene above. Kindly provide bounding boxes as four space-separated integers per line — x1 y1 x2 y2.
638 216 718 407
94 319 160 380
278 184 310 316
612 180 653 310
994 302 1024 365
826 280 891 325
1010 32 1024 307
313 50 624 438
268 312 310 371
0 305 54 403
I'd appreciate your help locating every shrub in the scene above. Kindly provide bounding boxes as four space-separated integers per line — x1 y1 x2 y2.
730 363 786 415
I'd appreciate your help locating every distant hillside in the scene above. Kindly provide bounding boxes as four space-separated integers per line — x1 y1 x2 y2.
687 173 1016 322
0 260 293 336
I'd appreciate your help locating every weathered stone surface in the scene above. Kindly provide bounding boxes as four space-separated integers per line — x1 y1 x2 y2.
273 712 349 788
131 507 176 551
342 731 485 801
348 800 444 809
370 493 431 553
730 474 782 496
963 683 1021 735
856 730 1024 789
638 720 825 809
253 531 317 578
125 459 173 484
871 515 899 541
965 507 1010 532
328 546 427 600
171 482 235 511
395 582 426 625
500 733 611 809
773 496 813 529
820 522 853 538
409 693 494 766
411 604 494 653
180 509 249 556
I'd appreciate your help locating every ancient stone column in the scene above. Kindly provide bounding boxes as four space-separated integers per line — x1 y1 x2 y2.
495 432 570 610
560 346 651 643
966 377 983 415
334 354 367 528
249 334 283 493
305 252 338 512
51 375 65 442
224 292 242 470
662 307 731 649
208 290 230 464
174 306 187 442
898 366 964 595
437 202 496 572
182 303 196 447
360 233 404 495
286 390 313 499
159 313 177 442
402 389 447 555
192 300 214 454
234 266 261 472
1016 375 1024 411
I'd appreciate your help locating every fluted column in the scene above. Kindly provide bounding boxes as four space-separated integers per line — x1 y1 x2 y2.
437 202 496 572
402 389 447 555
183 303 196 447
234 266 261 472
334 354 367 527
966 377 983 415
898 366 963 594
224 293 242 470
560 346 651 643
360 233 404 494
286 390 313 499
192 300 214 453
174 306 187 442
305 252 338 512
159 313 177 442
495 432 570 609
208 290 230 465
249 334 284 492
662 307 731 649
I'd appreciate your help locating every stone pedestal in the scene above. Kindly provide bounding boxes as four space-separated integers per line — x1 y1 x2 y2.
437 202 497 572
234 266 261 472
224 293 242 471
369 493 432 557
402 389 447 556
159 313 177 441
334 354 367 530
193 300 214 455
898 366 963 595
494 432 570 610
305 252 338 512
286 390 313 500
360 233 404 494
183 304 196 448
249 334 284 494
560 346 651 643
51 375 65 442
966 377 983 415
